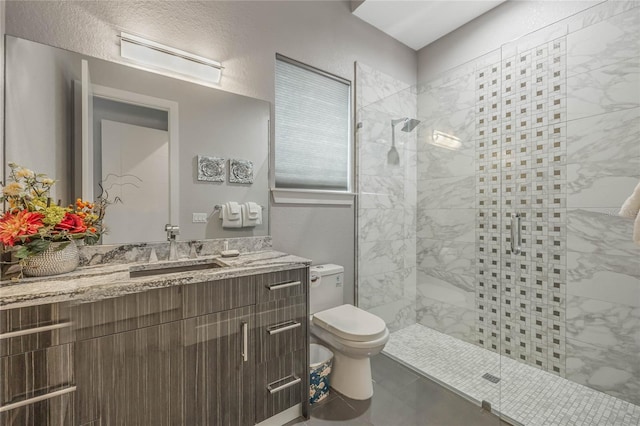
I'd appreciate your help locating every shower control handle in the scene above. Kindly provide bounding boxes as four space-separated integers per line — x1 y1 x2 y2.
511 213 522 255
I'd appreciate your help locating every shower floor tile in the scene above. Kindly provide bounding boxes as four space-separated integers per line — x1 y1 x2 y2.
384 324 640 426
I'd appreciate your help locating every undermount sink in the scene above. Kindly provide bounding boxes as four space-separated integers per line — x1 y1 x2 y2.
129 258 229 278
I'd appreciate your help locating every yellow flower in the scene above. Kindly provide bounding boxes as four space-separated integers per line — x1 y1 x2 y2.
15 168 35 179
2 182 23 197
42 205 69 226
32 198 47 209
42 178 55 186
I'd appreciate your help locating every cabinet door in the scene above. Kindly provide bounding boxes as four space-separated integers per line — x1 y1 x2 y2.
75 321 183 425
183 306 255 426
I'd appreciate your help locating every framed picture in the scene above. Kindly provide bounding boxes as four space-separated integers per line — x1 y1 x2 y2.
197 155 225 182
229 159 254 184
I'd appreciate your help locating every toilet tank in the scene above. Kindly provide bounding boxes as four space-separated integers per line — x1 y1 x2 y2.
309 264 344 314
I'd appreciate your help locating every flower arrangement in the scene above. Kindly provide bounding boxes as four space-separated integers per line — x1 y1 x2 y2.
0 163 105 260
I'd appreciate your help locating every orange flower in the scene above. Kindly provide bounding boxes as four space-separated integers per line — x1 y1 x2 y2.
55 213 87 234
0 211 45 246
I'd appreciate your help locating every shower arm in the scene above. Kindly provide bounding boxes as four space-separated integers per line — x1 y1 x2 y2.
391 122 396 147
390 118 404 147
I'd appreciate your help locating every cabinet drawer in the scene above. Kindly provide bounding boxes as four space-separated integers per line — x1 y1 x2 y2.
0 389 76 426
255 268 307 303
1 343 74 407
183 276 255 318
256 348 306 422
0 303 74 357
256 296 306 363
72 286 182 341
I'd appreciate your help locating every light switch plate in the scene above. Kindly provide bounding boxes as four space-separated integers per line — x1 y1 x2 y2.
192 213 208 223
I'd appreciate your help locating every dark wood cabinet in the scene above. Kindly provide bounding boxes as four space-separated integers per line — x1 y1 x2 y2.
0 303 76 426
183 306 255 426
2 265 309 425
255 267 309 422
74 320 184 425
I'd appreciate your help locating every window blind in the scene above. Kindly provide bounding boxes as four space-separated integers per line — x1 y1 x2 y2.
275 56 351 191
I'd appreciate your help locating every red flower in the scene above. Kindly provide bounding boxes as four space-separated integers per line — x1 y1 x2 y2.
55 213 87 234
0 211 45 246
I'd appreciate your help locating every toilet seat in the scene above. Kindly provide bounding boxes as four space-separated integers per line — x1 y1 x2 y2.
312 304 387 342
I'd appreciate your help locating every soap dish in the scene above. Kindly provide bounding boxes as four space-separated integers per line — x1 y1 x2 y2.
220 249 240 258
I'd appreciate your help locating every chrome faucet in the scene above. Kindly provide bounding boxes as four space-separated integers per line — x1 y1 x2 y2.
165 224 180 241
165 224 180 261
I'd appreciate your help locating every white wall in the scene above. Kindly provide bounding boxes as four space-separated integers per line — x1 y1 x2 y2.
0 1 5 179
4 0 417 303
417 0 601 81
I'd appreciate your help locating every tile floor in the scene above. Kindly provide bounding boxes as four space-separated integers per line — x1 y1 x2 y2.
384 324 640 426
287 353 507 425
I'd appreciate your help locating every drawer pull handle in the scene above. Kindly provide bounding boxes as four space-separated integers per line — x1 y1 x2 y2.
0 321 72 340
266 280 301 291
267 320 301 335
267 375 301 394
0 386 76 413
241 321 248 362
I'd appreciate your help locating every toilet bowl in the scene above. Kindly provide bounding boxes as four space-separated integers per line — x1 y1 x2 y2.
310 303 389 400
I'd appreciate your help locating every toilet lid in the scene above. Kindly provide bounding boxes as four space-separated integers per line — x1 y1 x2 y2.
312 304 387 342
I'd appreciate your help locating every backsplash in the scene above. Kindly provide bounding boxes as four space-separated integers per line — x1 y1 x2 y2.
78 236 272 266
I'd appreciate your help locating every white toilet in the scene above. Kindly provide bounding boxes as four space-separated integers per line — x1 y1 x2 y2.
309 264 389 400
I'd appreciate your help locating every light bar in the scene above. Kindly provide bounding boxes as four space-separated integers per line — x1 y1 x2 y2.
431 130 461 151
120 32 222 84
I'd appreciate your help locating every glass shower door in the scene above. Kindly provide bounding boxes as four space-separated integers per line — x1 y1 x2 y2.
498 2 640 424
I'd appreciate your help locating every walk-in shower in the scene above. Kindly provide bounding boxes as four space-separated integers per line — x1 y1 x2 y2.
356 2 640 425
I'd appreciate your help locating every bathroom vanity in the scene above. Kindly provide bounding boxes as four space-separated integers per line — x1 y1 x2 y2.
0 250 310 426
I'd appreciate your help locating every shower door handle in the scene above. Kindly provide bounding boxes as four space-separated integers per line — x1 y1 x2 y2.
511 213 522 255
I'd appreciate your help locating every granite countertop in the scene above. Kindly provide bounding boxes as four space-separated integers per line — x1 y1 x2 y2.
0 250 311 309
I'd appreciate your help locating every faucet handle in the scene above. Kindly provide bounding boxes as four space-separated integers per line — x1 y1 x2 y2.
165 224 180 241
165 224 180 233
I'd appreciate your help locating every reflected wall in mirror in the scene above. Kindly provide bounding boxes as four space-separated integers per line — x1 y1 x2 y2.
4 35 270 244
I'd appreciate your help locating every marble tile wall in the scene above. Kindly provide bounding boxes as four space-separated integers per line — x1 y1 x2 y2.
493 36 568 376
356 0 639 407
415 59 479 345
355 63 417 332
562 2 640 406
413 0 640 406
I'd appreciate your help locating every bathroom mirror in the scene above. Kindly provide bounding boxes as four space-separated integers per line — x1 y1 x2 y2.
4 35 270 243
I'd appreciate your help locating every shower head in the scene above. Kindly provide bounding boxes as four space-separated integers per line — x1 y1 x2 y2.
388 117 421 165
401 118 421 132
391 117 421 133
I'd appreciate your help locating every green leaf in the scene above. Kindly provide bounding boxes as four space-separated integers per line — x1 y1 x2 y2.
84 235 99 245
50 241 70 252
14 246 31 259
24 239 51 256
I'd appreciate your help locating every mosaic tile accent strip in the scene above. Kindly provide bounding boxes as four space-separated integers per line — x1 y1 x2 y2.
385 324 640 426
475 37 568 376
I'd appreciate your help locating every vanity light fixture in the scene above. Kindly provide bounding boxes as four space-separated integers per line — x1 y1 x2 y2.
119 32 223 84
431 130 462 151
